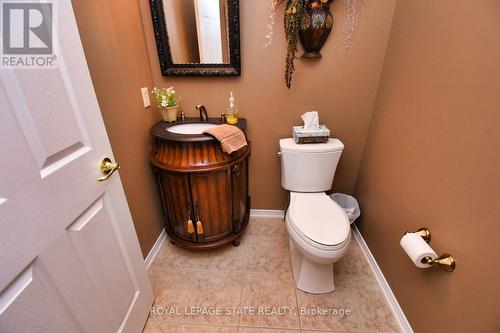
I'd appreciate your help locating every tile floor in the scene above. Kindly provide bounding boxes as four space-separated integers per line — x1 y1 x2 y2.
144 216 401 333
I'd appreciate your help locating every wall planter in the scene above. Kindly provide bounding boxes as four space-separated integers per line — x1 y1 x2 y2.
265 0 363 88
299 0 334 58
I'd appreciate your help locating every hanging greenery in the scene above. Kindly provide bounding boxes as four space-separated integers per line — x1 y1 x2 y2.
264 0 364 88
284 0 305 88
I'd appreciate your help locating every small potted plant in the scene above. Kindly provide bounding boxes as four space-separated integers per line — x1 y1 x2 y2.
152 86 181 122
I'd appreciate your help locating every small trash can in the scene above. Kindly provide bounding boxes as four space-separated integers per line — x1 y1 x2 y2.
330 193 361 224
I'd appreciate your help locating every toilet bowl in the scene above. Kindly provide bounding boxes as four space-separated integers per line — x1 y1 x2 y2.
279 138 351 294
286 192 351 294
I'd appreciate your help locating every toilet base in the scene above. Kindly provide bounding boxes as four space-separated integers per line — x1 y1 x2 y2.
290 242 335 294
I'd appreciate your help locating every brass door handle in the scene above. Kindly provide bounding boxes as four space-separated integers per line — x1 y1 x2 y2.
97 157 120 182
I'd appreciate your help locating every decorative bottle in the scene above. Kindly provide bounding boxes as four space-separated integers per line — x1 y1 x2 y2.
226 91 238 125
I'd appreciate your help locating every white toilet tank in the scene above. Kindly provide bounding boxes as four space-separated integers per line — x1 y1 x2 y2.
279 138 344 192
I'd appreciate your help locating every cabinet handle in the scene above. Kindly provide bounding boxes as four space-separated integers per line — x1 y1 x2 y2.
194 202 204 235
196 221 204 235
187 202 195 234
187 220 195 234
234 219 241 232
232 164 240 176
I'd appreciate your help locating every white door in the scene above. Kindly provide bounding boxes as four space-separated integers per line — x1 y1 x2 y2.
0 1 154 332
194 0 223 63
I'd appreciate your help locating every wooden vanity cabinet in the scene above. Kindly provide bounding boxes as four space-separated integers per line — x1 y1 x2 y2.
150 119 250 250
189 170 233 244
231 159 248 235
158 173 196 243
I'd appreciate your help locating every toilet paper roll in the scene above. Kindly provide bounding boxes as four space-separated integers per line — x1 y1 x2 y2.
400 233 437 268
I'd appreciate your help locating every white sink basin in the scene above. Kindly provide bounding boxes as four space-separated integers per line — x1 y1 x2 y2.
167 123 218 135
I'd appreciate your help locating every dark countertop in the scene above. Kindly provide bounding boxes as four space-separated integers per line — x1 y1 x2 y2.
150 117 247 143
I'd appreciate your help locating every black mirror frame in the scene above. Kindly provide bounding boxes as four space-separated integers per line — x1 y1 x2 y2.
149 0 241 77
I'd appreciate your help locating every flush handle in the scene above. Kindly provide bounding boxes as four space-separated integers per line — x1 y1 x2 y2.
97 158 120 182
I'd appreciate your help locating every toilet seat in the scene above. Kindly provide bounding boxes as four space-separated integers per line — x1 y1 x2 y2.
288 192 350 250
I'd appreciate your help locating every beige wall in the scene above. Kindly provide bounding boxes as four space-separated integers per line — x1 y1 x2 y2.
140 0 396 210
72 0 164 257
354 1 500 332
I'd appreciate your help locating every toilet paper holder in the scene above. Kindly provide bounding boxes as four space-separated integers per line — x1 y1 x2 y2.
421 254 456 272
405 227 456 272
404 227 431 243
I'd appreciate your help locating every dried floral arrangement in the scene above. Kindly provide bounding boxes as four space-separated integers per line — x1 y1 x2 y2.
265 0 363 88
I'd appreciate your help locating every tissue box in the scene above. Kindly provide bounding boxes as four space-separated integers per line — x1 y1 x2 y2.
293 125 330 144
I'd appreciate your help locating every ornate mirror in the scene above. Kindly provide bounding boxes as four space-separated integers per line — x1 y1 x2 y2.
149 0 240 76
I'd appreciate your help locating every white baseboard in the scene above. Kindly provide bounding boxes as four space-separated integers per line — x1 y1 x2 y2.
144 228 166 269
250 209 285 218
352 225 413 333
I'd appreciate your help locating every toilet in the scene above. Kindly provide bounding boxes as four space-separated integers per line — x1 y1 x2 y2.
279 138 351 294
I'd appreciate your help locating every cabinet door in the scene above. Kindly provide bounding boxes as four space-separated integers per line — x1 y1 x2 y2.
190 170 233 243
159 171 197 242
231 159 248 232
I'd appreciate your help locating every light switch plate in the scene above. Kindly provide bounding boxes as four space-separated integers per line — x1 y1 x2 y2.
141 87 151 108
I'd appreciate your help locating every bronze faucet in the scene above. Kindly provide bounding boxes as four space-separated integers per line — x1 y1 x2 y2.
196 105 208 122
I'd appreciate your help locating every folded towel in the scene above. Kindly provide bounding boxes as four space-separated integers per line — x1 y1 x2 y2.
203 124 248 154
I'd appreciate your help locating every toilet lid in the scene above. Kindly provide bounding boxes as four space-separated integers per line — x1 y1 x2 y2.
288 193 350 246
